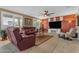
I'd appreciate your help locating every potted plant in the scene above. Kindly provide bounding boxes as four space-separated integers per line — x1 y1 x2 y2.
0 30 7 41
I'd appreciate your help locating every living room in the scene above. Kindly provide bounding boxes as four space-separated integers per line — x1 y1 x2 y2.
0 6 79 53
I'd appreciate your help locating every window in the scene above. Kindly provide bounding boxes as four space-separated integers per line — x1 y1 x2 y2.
14 17 20 27
14 17 23 27
1 12 23 30
1 14 13 29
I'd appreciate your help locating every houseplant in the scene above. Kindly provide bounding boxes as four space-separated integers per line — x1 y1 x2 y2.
0 29 7 41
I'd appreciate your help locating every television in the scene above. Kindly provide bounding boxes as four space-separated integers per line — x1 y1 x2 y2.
49 21 61 29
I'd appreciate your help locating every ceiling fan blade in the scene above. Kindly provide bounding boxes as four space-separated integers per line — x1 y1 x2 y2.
40 10 55 16
49 13 55 14
47 13 54 16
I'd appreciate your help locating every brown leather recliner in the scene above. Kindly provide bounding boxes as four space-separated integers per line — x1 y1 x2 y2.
6 27 36 51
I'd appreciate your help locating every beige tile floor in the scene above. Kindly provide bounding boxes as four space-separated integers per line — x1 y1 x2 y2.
0 35 79 53
0 39 10 47
20 36 79 53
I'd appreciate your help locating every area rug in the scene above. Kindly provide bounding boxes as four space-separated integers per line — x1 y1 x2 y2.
35 35 53 46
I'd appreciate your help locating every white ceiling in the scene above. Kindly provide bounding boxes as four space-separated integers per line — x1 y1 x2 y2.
0 6 79 18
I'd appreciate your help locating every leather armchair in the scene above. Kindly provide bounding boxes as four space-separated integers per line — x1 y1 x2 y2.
6 27 36 51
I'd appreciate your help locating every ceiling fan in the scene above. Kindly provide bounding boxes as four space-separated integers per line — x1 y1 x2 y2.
43 10 55 16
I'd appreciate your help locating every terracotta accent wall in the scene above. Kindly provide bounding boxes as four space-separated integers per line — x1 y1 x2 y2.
41 19 49 30
61 14 76 32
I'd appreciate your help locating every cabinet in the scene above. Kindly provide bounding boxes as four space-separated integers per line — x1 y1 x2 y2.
24 18 33 27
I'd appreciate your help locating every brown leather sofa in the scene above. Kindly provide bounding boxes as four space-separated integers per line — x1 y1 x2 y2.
22 26 37 35
6 27 36 51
